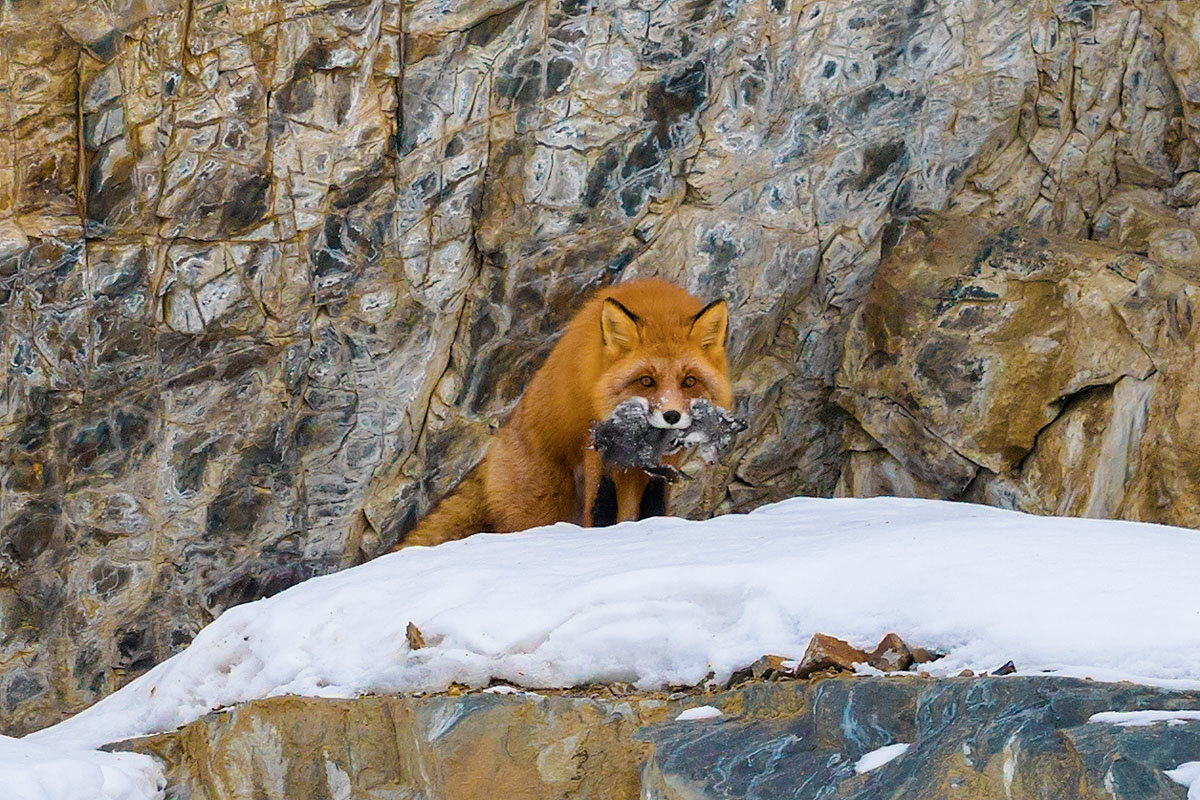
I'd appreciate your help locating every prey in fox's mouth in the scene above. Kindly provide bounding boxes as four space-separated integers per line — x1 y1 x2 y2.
590 396 747 483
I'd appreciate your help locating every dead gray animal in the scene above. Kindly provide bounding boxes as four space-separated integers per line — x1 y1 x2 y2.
588 398 681 480
679 398 749 465
589 397 747 481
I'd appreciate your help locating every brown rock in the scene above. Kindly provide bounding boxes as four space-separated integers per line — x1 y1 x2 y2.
839 220 1156 490
405 622 425 651
958 669 975 678
867 633 915 673
991 661 1017 676
967 374 1158 518
794 634 868 679
126 691 664 800
727 654 794 686
911 647 943 665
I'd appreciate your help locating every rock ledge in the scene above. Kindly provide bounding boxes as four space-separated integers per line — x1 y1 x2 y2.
122 675 1200 799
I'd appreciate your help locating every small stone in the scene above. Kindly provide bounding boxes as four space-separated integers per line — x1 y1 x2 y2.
794 633 868 679
406 622 425 650
910 647 943 665
1167 172 1200 208
727 654 792 686
957 669 975 677
991 660 1017 676
867 633 914 672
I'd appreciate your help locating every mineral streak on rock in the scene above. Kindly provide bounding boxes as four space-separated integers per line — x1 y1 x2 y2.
3 0 1200 734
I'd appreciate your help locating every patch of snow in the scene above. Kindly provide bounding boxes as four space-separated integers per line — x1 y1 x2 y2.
482 685 524 695
1166 761 1200 799
675 705 723 721
853 662 888 677
854 743 911 774
26 497 1200 758
1089 710 1200 727
0 735 164 800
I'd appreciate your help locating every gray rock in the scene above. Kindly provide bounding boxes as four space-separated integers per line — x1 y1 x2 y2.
641 677 1200 800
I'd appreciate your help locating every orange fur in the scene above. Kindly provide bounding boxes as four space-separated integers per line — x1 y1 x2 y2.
395 279 733 549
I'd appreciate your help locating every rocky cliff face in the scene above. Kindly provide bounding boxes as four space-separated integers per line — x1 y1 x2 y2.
3 0 1200 734
123 676 1200 799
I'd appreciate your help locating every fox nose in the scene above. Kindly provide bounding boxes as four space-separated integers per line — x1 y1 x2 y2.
662 410 681 425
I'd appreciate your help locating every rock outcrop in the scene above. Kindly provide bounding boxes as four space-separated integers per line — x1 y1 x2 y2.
120 676 1200 799
5 0 1200 736
834 218 1200 525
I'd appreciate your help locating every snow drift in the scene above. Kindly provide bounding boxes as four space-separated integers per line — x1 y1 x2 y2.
0 735 164 800
26 495 1200 757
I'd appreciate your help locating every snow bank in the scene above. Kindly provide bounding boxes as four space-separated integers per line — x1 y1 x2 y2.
28 497 1200 753
854 743 911 774
675 705 723 721
0 735 164 800
1089 710 1200 727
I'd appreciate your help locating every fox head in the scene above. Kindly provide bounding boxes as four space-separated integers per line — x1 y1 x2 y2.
594 294 734 429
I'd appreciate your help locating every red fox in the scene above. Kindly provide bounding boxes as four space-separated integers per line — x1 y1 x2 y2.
397 279 733 548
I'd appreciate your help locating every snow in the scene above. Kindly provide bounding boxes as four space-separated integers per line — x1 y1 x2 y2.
1089 710 1200 727
0 735 164 800
22 496 1200 783
675 705 723 721
1166 761 1200 799
854 743 911 774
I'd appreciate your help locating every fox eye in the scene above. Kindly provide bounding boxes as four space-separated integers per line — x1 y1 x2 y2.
681 376 697 388
639 375 655 388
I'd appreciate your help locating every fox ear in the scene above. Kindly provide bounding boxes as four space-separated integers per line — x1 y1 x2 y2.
690 299 728 352
601 298 641 355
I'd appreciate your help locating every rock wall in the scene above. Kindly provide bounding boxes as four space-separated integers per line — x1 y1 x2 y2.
123 676 1200 799
4 0 1200 735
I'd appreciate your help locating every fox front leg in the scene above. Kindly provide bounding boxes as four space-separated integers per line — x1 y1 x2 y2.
612 469 651 523
581 448 604 527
